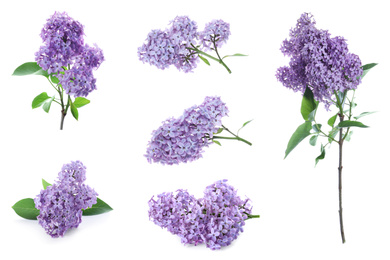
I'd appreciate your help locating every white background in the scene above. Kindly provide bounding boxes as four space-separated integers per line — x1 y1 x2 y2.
1 0 389 259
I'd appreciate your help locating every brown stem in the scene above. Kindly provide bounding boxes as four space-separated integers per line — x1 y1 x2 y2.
338 113 346 243
60 109 66 130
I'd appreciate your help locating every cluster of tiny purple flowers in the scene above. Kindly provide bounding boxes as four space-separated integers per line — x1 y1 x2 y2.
35 12 104 97
148 180 255 250
199 19 230 51
276 13 363 110
145 96 228 165
138 16 230 73
34 161 98 238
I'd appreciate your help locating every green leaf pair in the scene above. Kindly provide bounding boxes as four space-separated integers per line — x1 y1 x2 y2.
12 179 112 220
285 87 318 158
32 92 55 113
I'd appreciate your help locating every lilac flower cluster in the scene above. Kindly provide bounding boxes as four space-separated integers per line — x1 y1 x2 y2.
148 180 254 250
199 20 231 51
138 16 231 73
35 12 104 97
34 161 98 238
145 96 228 165
276 13 363 110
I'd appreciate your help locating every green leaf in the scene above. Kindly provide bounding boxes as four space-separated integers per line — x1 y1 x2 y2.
212 140 222 146
42 96 55 113
42 179 51 190
354 111 376 120
12 62 49 77
50 75 60 84
309 135 318 146
12 198 39 220
73 97 90 108
344 131 353 142
301 87 318 121
328 127 339 143
327 114 338 127
198 55 210 65
284 121 312 158
338 120 368 128
32 92 51 109
82 198 113 216
315 144 326 166
70 100 79 120
312 124 322 133
242 119 253 128
222 53 248 60
214 128 223 135
359 63 378 80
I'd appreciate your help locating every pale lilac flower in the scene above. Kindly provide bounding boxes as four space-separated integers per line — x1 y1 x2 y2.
145 96 228 165
148 180 254 250
199 19 231 51
34 161 98 238
35 12 104 97
276 13 363 110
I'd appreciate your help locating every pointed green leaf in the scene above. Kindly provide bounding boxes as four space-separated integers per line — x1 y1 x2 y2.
312 124 322 133
198 55 210 65
42 179 51 190
237 119 253 136
284 121 312 158
315 144 326 166
328 114 338 127
73 97 90 108
42 96 55 113
354 111 376 120
32 92 51 109
70 100 79 121
12 198 39 220
50 75 59 84
212 140 222 146
338 120 368 128
344 131 353 142
12 62 49 77
214 128 223 135
328 127 339 143
301 87 318 121
242 119 253 128
359 63 378 80
309 135 318 146
82 198 113 216
222 53 248 60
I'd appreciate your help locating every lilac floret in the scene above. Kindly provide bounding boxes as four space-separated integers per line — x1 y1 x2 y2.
276 13 363 110
34 161 98 238
148 180 253 250
145 96 229 165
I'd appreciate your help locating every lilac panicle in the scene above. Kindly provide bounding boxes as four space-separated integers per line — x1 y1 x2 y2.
276 13 363 110
138 16 233 73
35 12 104 97
148 180 254 250
145 96 229 165
199 19 231 51
138 16 199 73
34 161 98 238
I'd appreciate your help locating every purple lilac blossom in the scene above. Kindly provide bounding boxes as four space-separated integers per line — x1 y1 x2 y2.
148 180 253 250
35 12 104 97
34 161 98 238
199 20 231 51
145 96 229 165
275 13 363 110
138 16 199 73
